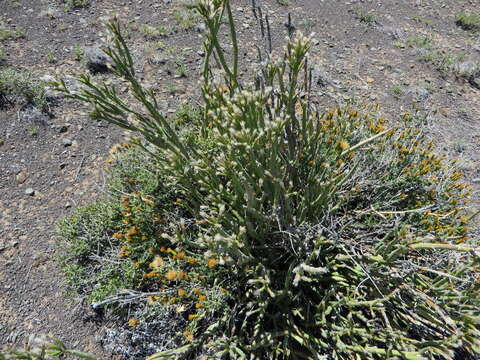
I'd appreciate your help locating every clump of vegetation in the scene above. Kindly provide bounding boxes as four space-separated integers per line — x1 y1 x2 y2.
0 23 24 41
354 9 378 25
0 68 47 109
0 338 95 360
173 7 201 30
56 0 480 359
455 12 480 31
139 24 169 39
62 0 90 10
406 34 432 49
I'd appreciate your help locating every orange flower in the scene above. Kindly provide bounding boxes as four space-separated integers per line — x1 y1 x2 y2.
166 270 178 281
112 232 123 239
198 295 207 302
176 251 186 260
207 258 218 268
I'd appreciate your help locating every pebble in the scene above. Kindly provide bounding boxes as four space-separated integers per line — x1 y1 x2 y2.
25 188 35 196
16 171 28 184
62 138 73 147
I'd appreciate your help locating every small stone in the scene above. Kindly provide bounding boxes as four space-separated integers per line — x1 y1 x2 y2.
195 23 206 33
25 188 35 196
16 171 28 184
472 178 480 184
57 124 69 133
0 138 4 147
62 138 73 147
85 46 109 73
470 77 480 90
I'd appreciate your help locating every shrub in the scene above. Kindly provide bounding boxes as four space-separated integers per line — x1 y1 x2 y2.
62 0 90 10
0 68 47 109
0 24 24 41
57 0 480 358
456 12 480 31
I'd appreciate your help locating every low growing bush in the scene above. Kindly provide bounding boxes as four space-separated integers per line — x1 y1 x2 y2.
0 68 47 109
57 0 480 358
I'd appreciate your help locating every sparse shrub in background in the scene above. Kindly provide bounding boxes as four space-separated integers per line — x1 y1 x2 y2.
62 0 90 11
0 68 47 109
56 0 480 359
0 338 95 360
354 8 378 25
173 7 201 30
73 44 84 61
139 24 169 39
0 23 24 41
456 12 480 32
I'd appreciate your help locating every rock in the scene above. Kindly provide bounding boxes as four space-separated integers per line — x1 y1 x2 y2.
62 138 73 147
470 76 480 89
472 178 480 184
57 124 69 133
311 65 332 87
474 40 480 53
85 46 109 73
406 86 430 102
0 138 4 147
381 25 405 40
195 23 206 33
20 107 48 125
16 171 28 184
453 61 479 77
25 188 35 196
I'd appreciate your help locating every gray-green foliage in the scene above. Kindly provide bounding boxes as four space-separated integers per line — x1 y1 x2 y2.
62 0 90 10
0 339 95 360
456 12 480 31
0 68 47 109
56 0 480 358
0 24 24 41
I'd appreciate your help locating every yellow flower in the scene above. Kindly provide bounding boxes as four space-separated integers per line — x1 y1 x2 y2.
128 318 139 327
176 251 186 260
207 258 218 268
195 303 204 309
187 257 197 265
338 140 349 151
183 330 194 342
198 295 207 302
188 314 199 321
112 232 123 239
178 289 187 297
147 296 158 304
149 256 164 269
126 226 139 236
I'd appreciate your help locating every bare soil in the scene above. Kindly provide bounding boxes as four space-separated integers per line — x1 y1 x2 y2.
0 0 478 357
